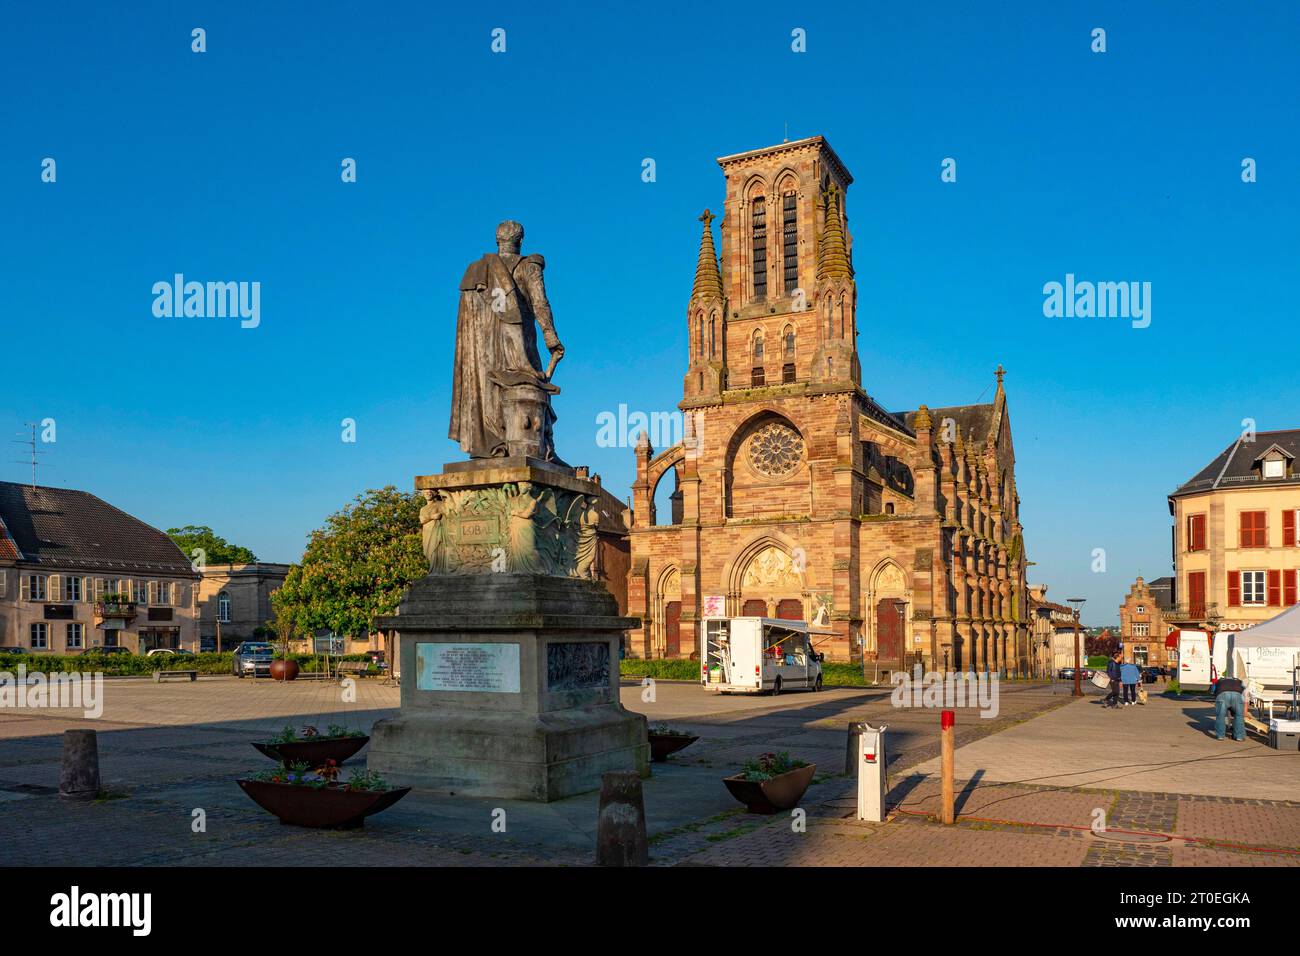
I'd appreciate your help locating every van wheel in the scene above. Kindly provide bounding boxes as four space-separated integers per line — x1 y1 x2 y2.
772 677 782 697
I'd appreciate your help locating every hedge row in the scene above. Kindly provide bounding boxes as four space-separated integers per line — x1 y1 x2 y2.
0 651 371 677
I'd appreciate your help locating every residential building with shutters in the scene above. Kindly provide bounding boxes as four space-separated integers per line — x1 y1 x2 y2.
0 481 199 653
625 136 1031 674
1118 575 1174 668
196 562 290 651
1168 429 1300 637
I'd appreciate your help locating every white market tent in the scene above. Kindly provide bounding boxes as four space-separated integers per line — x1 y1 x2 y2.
1232 604 1300 648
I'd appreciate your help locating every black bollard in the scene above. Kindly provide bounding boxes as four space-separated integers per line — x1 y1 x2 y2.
595 770 648 866
60 729 100 800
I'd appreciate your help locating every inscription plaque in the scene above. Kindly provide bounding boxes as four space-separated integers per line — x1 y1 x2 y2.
416 642 521 693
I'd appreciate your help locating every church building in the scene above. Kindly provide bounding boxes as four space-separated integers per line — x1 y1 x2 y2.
625 136 1029 674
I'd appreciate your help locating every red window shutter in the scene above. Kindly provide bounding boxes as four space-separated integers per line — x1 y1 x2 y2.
1268 569 1282 606
1189 571 1207 618
1285 509 1297 547
1228 571 1241 607
1285 569 1298 607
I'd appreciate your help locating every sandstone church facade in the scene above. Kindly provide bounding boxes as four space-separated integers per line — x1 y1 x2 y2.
625 136 1029 674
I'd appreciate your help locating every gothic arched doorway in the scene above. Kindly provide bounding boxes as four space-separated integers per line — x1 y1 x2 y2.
776 598 803 620
876 598 905 666
656 567 682 658
664 601 682 657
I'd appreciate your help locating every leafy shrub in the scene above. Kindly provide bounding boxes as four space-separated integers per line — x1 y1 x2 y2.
739 751 808 781
648 723 692 737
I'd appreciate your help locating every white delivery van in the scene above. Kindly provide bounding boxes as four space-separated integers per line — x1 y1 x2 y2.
1176 629 1214 691
700 617 824 695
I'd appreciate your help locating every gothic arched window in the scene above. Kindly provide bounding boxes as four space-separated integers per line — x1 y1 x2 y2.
782 191 798 294
752 328 764 361
783 324 795 357
751 197 767 302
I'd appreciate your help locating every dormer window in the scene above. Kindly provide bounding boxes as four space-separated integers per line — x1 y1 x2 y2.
1253 443 1293 480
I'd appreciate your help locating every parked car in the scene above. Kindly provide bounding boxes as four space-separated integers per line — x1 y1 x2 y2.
1058 667 1076 680
0 646 28 653
146 648 194 657
1140 666 1159 684
232 642 274 677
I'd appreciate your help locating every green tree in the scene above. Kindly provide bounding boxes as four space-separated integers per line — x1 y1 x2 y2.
166 525 257 566
272 486 424 639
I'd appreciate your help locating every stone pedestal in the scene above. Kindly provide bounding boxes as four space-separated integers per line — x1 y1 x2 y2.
368 460 648 801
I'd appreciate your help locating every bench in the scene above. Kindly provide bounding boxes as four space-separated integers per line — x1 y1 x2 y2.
336 661 371 681
153 669 197 683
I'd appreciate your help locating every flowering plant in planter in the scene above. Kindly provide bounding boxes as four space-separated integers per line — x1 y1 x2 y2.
739 751 808 782
723 751 817 814
237 761 409 828
254 724 370 765
649 722 693 737
266 724 366 744
249 761 314 785
646 722 700 763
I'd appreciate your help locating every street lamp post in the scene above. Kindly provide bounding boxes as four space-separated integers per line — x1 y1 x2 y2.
1068 598 1087 698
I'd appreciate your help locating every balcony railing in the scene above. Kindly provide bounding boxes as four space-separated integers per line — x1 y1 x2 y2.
95 600 137 620
1163 602 1219 623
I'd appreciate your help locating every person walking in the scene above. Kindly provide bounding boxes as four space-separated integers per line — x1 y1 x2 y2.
1120 659 1141 706
1105 651 1123 709
1213 675 1249 741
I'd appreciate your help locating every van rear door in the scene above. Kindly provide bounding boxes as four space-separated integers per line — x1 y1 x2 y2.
729 619 762 688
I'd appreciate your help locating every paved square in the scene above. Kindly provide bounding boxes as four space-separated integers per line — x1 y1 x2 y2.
5 675 1300 866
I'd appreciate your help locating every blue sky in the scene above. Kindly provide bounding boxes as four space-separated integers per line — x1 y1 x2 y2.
2 1 1297 623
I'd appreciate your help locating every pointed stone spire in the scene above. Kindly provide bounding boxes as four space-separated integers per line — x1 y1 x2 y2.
691 209 723 301
817 185 853 281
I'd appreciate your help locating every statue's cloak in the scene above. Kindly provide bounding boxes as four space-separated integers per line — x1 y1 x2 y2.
449 252 559 460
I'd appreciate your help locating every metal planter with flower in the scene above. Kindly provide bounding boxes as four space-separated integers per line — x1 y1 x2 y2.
646 723 699 763
723 751 815 814
236 762 410 829
252 723 369 765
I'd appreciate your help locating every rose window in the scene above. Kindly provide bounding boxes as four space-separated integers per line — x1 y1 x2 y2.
747 421 804 477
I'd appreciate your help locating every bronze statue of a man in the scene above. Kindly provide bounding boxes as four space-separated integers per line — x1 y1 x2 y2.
449 220 565 460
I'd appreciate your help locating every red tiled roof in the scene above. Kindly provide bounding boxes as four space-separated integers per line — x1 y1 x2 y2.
0 512 20 561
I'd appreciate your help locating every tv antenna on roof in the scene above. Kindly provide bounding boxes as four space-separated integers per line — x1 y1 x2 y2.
12 423 50 490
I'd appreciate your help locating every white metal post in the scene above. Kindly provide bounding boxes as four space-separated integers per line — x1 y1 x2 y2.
856 722 888 822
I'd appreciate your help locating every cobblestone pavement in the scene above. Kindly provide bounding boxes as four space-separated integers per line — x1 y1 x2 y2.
5 675 1298 866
